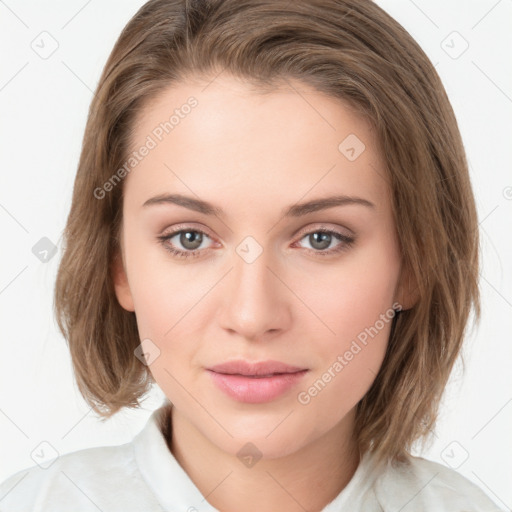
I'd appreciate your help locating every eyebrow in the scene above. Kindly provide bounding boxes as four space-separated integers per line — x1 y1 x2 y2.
142 193 375 217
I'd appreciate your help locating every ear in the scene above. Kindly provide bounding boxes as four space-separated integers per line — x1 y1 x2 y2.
394 263 420 311
111 250 135 312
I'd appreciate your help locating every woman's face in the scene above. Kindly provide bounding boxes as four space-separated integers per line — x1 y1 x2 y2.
113 74 409 459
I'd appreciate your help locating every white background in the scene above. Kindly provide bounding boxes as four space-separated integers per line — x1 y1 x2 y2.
0 0 511 509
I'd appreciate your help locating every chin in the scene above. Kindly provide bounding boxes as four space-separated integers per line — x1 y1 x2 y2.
202 412 316 461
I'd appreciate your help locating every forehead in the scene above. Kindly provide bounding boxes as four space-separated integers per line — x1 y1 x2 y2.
124 74 389 214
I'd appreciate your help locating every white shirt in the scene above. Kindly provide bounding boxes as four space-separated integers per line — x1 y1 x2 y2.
0 399 504 511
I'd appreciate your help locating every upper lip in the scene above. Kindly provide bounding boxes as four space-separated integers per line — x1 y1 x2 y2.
207 360 307 376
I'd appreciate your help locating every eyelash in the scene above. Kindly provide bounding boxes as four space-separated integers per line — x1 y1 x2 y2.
157 226 355 260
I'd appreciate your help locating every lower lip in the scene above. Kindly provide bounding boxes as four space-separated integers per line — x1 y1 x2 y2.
207 370 308 403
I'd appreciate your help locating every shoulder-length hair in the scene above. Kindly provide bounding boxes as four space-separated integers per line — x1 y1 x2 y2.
54 0 480 467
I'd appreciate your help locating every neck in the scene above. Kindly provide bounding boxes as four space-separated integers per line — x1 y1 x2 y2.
167 406 360 512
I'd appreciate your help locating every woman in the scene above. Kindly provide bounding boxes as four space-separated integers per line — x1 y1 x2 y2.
0 0 503 510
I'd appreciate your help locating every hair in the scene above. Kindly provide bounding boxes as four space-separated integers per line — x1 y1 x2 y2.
53 0 480 468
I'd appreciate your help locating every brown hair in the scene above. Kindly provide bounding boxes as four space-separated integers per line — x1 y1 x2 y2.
54 0 480 467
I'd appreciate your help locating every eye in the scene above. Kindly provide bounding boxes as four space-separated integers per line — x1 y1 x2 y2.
157 225 355 260
157 227 214 260
294 228 355 256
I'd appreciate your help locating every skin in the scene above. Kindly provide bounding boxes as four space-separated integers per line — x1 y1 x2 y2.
112 73 415 512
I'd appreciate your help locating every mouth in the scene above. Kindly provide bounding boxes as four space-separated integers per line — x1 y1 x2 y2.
207 359 307 377
206 360 308 403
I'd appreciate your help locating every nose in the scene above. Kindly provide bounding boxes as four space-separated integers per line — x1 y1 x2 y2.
218 243 292 342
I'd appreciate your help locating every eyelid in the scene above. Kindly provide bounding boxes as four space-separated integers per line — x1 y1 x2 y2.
160 222 216 241
293 222 354 239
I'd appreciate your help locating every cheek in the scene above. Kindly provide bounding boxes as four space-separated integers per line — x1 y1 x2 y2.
296 283 396 425
125 255 209 377
125 235 204 340
296 327 390 430
292 232 399 411
293 236 400 348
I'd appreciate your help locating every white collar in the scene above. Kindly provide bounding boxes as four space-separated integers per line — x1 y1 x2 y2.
132 399 380 511
132 398 219 511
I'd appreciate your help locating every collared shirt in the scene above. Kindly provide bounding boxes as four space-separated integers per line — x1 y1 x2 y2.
0 399 504 511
